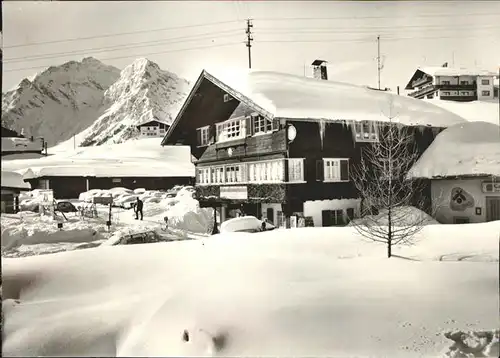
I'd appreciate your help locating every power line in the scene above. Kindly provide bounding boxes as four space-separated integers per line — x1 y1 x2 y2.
255 32 500 44
4 29 242 63
3 20 244 49
254 12 500 21
257 24 500 33
4 42 241 73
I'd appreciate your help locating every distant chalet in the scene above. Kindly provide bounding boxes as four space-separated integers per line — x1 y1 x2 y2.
161 68 465 228
405 65 499 102
136 119 171 138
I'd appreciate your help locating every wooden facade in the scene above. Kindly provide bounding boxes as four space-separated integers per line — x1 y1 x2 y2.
162 71 444 227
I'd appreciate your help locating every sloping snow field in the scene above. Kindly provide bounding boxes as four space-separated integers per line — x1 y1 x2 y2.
423 99 499 125
2 220 499 357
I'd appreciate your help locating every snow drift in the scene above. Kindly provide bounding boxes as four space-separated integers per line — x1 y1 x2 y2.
1 170 31 190
408 121 500 178
2 221 499 357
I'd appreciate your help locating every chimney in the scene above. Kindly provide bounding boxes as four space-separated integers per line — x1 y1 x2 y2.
311 59 328 80
442 62 448 68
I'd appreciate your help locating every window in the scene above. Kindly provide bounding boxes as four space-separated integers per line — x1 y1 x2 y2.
39 179 49 189
346 208 355 224
197 167 211 184
197 126 210 147
322 209 345 227
252 114 276 135
353 121 378 142
288 158 304 182
461 91 470 96
460 80 469 85
216 118 244 141
481 79 490 85
320 159 349 182
223 93 233 102
442 80 450 85
453 217 470 224
442 91 451 96
482 90 491 96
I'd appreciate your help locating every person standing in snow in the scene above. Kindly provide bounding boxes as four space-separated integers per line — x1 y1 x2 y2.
135 197 144 220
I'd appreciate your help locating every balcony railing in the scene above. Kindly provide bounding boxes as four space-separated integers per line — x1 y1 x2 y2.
411 76 432 88
435 84 476 91
408 85 436 98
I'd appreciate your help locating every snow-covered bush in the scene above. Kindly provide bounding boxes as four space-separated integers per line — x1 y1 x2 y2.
348 206 439 227
442 329 499 357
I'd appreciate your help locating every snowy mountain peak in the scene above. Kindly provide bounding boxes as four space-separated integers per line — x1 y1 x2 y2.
76 58 190 146
2 58 121 146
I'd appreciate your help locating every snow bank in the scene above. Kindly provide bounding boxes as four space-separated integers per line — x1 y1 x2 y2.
205 68 466 127
349 206 439 227
424 99 500 125
1 170 31 190
408 121 500 178
2 221 498 357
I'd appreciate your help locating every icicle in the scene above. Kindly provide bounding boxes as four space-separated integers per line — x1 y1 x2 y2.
319 119 326 150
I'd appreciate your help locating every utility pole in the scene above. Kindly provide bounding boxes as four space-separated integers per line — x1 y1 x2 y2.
245 18 253 69
377 35 381 90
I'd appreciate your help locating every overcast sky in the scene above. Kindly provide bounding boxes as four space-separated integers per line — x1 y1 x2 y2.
3 1 500 92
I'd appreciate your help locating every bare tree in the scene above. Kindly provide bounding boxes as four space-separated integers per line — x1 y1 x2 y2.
350 100 436 258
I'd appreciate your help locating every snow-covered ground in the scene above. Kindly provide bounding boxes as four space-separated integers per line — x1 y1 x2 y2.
2 220 499 357
423 99 500 125
1 186 213 258
2 138 195 178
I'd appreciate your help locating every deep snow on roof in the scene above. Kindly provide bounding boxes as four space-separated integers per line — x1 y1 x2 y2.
1 170 31 190
1 138 194 179
408 121 500 179
205 68 466 127
423 99 499 125
419 67 497 77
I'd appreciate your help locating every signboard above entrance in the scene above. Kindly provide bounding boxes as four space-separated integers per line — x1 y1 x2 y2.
220 186 248 200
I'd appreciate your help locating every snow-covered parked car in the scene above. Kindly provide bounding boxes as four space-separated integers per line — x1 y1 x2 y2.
220 216 276 234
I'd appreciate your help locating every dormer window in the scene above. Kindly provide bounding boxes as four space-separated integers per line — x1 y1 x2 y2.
353 121 378 142
223 94 233 102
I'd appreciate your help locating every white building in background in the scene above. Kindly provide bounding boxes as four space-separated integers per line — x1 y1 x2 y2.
405 65 498 102
136 120 170 138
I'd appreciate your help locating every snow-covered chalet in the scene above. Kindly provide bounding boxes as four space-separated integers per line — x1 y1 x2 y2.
408 121 500 224
161 66 465 228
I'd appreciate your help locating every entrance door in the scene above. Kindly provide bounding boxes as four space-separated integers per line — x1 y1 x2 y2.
266 208 274 224
486 197 500 222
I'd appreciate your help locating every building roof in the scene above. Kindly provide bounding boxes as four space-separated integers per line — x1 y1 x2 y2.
1 170 31 190
1 137 44 153
418 66 497 78
407 121 500 179
136 119 171 127
162 69 466 146
2 138 194 180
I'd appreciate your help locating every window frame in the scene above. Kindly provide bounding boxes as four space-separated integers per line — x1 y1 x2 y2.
352 121 379 143
197 125 211 147
481 79 490 85
481 90 491 96
322 158 350 182
288 158 305 183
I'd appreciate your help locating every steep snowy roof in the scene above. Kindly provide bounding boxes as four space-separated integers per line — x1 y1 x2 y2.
2 138 194 179
205 68 466 127
419 67 497 77
408 121 500 179
1 170 31 190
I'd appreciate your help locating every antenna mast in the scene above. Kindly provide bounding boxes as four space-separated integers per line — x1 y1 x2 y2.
377 35 381 90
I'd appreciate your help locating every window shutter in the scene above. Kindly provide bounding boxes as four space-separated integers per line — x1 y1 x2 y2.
272 118 280 130
246 116 254 136
208 125 216 144
196 129 202 146
340 159 349 181
316 159 324 181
